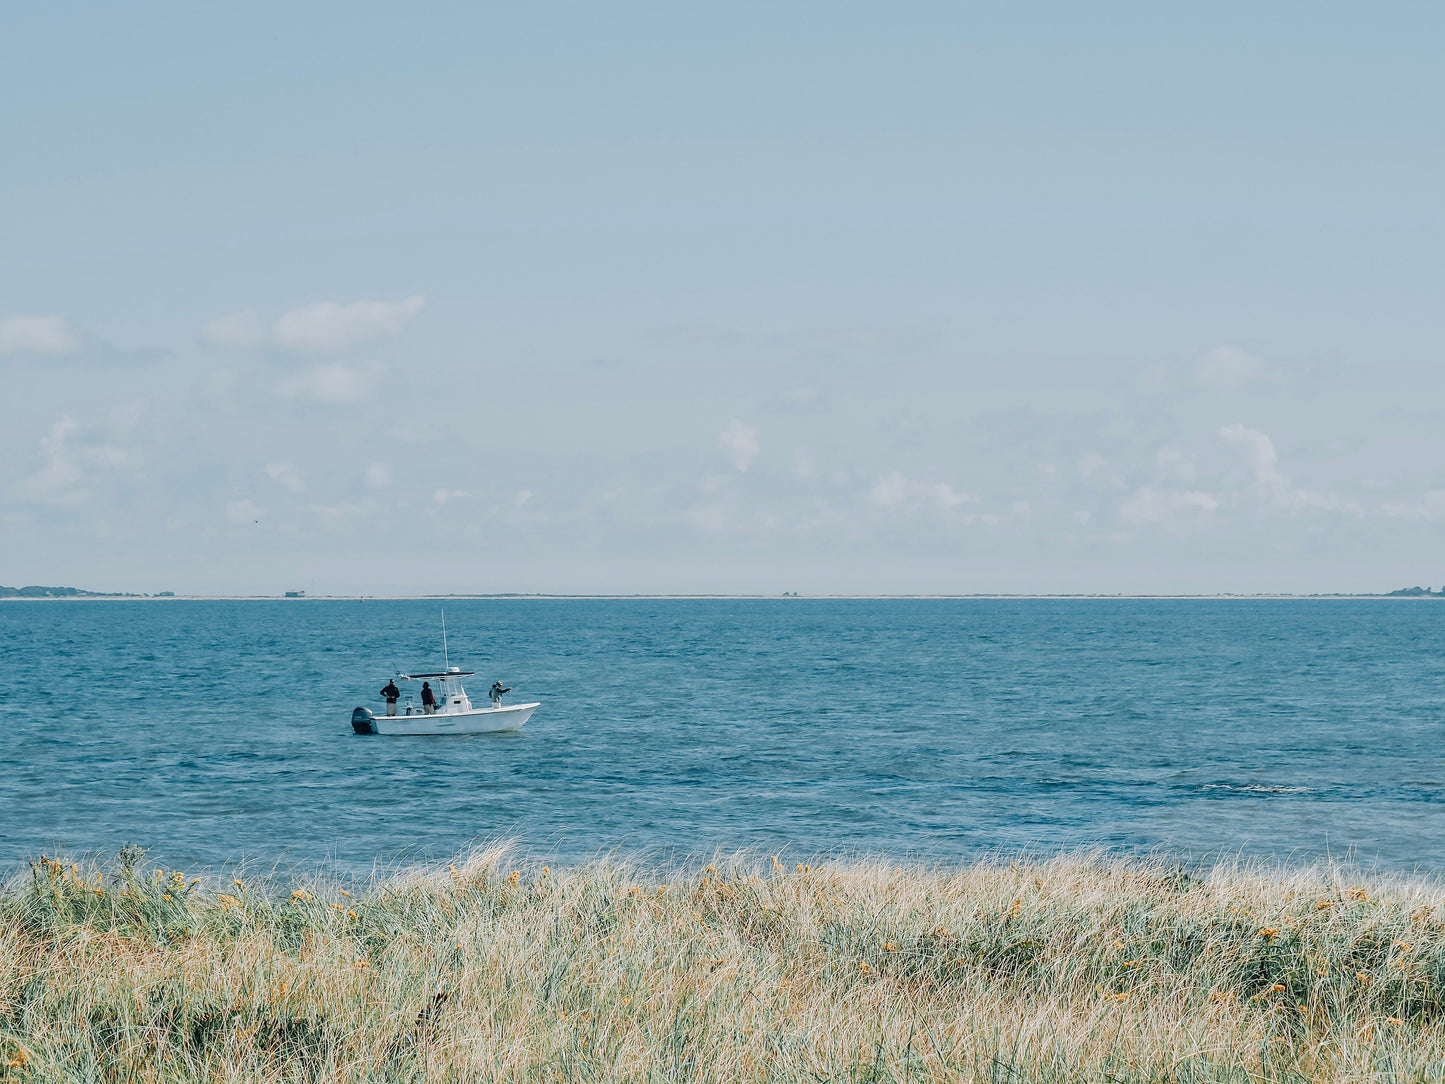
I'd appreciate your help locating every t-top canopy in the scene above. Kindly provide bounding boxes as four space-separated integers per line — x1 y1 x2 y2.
398 671 474 680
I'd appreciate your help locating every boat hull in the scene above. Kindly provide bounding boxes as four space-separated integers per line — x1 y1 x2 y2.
352 703 538 735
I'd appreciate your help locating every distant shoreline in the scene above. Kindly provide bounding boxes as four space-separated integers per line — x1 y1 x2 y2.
3 592 1441 601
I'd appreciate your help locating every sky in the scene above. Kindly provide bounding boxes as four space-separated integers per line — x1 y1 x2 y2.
2 2 1442 595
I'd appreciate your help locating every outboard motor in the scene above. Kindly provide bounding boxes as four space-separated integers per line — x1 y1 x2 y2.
351 706 378 734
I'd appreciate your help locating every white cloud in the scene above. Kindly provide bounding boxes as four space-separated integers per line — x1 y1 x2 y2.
514 489 533 507
720 419 760 471
1220 423 1285 489
1154 446 1196 481
275 361 383 404
1218 423 1358 514
201 296 426 353
273 295 426 353
364 462 392 489
18 416 83 503
1383 491 1445 522
16 415 129 505
108 400 148 435
433 488 467 505
791 448 816 481
202 310 267 349
0 315 81 357
1119 486 1220 525
266 463 307 495
1196 345 1264 391
868 471 977 510
1078 452 1106 479
225 499 265 524
687 502 730 533
309 500 370 528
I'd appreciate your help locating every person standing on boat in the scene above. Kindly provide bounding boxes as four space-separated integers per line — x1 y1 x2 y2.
380 679 401 716
421 681 437 714
490 681 510 707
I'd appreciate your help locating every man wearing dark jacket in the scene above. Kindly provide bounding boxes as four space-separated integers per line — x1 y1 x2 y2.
380 679 401 716
421 682 437 714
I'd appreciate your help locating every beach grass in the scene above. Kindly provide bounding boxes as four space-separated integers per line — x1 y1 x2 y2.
3 847 1445 1082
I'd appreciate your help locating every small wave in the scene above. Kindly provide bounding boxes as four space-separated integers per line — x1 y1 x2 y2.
1201 784 1309 795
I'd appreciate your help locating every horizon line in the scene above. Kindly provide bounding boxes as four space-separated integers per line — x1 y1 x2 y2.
3 591 1442 602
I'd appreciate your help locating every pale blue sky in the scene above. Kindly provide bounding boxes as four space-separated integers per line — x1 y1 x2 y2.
2 2 1442 594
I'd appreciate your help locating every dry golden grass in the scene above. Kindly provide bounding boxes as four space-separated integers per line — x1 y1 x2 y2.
3 846 1445 1082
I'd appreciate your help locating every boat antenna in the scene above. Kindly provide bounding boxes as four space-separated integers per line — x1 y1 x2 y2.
441 609 449 669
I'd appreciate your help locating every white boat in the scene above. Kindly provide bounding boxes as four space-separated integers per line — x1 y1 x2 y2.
351 667 539 736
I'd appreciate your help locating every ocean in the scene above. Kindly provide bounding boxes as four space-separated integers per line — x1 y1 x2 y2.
2 598 1442 874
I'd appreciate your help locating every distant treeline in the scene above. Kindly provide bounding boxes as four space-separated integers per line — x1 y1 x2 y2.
0 585 148 598
1386 586 1444 597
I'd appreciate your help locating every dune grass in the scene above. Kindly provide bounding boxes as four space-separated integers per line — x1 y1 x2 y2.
3 847 1445 1082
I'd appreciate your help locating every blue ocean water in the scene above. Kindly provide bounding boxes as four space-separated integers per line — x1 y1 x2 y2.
1 599 1442 874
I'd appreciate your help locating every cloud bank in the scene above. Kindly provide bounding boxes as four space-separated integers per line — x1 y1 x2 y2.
275 361 383 404
719 420 760 471
0 316 81 357
203 296 426 354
